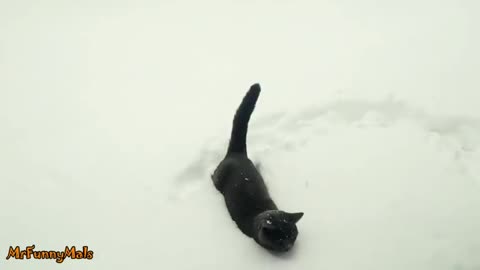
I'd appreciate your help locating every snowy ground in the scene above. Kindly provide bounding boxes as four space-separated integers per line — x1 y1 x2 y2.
1 1 480 270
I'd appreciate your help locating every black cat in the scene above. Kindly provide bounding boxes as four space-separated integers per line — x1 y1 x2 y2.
212 83 304 252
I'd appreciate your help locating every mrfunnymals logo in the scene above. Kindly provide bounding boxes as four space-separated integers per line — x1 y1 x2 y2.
6 245 94 263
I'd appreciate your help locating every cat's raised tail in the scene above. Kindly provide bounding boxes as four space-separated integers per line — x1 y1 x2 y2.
227 83 261 155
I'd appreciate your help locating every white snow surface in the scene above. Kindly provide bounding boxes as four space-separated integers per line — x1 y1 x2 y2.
1 1 480 270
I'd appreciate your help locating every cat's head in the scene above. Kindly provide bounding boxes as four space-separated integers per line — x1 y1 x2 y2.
253 210 304 252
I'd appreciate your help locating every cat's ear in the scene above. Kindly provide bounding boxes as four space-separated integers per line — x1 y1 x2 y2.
287 212 304 223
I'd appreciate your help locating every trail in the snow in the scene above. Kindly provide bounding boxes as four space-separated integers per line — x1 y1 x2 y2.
171 97 480 200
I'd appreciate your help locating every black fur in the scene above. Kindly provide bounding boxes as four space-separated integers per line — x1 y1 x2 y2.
212 83 304 252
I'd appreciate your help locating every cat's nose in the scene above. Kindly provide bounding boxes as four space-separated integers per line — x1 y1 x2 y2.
283 242 293 251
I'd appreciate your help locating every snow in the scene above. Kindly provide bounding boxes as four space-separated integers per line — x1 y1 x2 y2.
1 1 480 270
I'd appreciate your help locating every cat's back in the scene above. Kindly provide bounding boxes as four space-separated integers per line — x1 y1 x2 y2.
213 154 275 235
215 154 268 195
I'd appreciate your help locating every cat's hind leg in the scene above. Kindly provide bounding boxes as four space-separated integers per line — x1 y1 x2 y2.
211 160 232 192
254 161 262 173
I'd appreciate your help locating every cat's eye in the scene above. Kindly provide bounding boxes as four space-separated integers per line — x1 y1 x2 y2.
263 228 285 239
